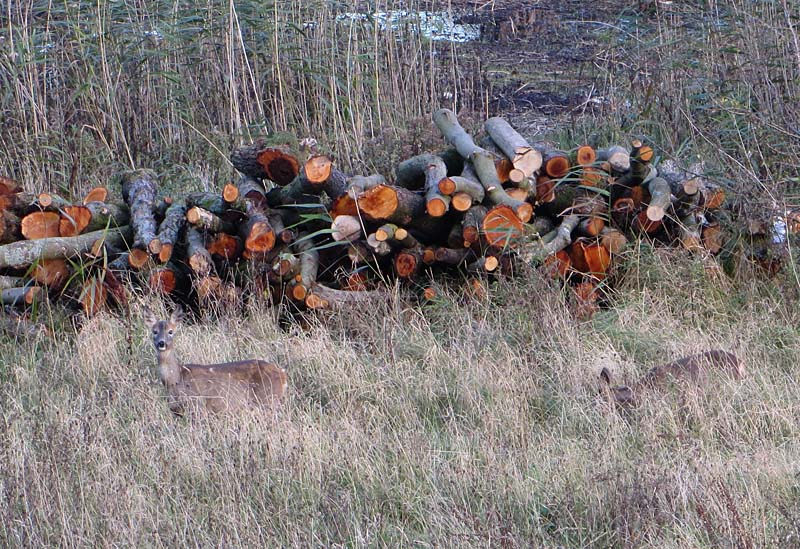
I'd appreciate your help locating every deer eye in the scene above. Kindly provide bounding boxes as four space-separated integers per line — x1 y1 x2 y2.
152 329 158 335
167 330 173 336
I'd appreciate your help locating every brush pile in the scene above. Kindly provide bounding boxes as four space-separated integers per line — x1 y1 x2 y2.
0 109 734 318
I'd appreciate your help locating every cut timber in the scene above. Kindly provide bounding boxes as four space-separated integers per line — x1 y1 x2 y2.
2 286 43 306
241 207 276 255
433 108 481 159
533 142 571 178
519 214 580 265
0 176 22 195
367 233 392 256
395 248 424 279
304 283 388 310
357 184 426 224
471 150 533 222
679 213 703 253
36 193 71 210
80 276 107 316
0 211 21 244
572 145 597 167
185 192 247 216
83 201 130 232
32 258 69 288
148 262 188 296
83 187 108 204
120 169 159 254
329 175 386 218
482 205 525 248
467 255 499 275
304 154 333 184
632 211 662 234
645 177 671 221
273 253 301 281
230 135 302 185
196 275 240 307
535 177 556 204
375 223 399 242
186 206 235 234
570 240 611 279
395 154 444 190
434 247 471 265
0 275 24 290
699 181 725 210
439 175 485 203
293 234 320 291
463 205 488 245
222 183 240 203
484 117 543 181
237 176 268 209
127 248 150 270
21 211 61 239
424 157 450 217
156 204 186 263
207 233 243 261
58 205 92 237
597 146 631 173
544 249 571 279
185 227 214 276
600 227 628 254
332 215 363 242
702 222 723 254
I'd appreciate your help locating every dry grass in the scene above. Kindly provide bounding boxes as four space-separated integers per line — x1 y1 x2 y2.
1 256 799 546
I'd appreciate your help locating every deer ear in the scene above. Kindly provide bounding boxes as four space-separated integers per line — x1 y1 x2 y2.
600 367 612 385
170 305 185 325
143 307 158 327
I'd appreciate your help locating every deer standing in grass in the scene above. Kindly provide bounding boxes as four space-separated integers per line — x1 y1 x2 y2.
600 350 744 408
145 307 288 416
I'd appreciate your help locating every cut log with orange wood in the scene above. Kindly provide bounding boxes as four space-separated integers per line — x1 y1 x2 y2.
83 187 108 204
570 239 612 280
32 258 69 288
156 204 186 263
21 211 61 239
240 206 276 256
230 134 302 185
2 286 43 307
304 283 388 310
207 233 243 261
356 184 426 225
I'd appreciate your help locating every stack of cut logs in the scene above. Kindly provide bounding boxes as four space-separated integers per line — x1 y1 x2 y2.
0 109 731 318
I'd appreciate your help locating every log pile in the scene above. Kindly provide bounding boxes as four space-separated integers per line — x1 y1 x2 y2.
0 111 750 319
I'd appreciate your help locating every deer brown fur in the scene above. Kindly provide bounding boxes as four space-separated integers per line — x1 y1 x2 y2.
600 350 743 408
145 307 288 416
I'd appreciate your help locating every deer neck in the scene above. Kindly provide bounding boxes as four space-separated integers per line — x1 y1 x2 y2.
156 349 182 387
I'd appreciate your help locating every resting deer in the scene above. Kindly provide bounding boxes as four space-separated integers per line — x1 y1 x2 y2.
145 307 288 416
600 350 743 408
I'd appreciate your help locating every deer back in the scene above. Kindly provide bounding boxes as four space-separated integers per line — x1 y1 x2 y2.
176 359 288 414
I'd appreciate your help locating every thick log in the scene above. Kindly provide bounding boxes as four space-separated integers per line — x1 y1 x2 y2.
0 275 25 290
237 176 268 209
433 108 481 159
394 248 424 279
0 211 21 244
2 286 43 306
155 204 186 263
467 255 499 276
438 175 485 202
597 146 630 173
293 234 320 293
304 283 388 310
600 227 628 254
240 206 276 256
21 211 61 239
230 134 302 185
80 275 107 316
83 187 108 204
331 215 363 242
186 206 236 234
570 239 611 279
520 214 581 264
395 153 443 190
645 177 671 222
532 142 570 178
127 249 151 270
632 211 662 234
484 117 543 182
471 150 533 222
148 262 189 296
207 233 243 261
222 183 240 203
462 205 488 246
0 226 131 269
0 176 22 195
120 169 159 254
32 258 69 288
357 184 426 225
434 247 471 266
185 227 214 277
572 145 597 167
482 205 525 248
329 175 386 218
424 158 450 217
83 201 130 233
58 205 92 237
186 192 247 216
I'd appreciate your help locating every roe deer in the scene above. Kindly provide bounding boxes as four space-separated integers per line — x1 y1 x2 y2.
600 350 743 408
145 307 288 416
